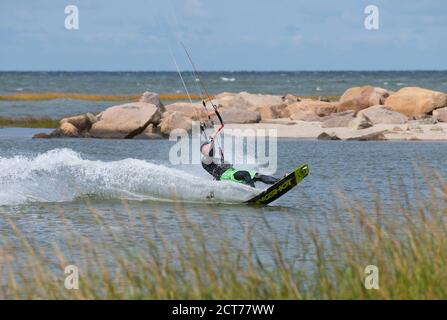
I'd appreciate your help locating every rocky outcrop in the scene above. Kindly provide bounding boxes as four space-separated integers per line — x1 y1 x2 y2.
385 87 447 119
433 107 447 122
159 111 192 135
60 113 97 133
212 92 284 111
211 108 261 124
58 122 79 137
338 86 391 112
89 102 162 139
321 111 355 128
139 91 165 112
165 102 208 121
285 100 337 121
317 132 341 140
32 132 51 139
346 131 387 141
349 113 373 130
357 105 408 125
255 104 288 120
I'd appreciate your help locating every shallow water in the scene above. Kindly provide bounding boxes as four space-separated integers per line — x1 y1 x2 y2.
1 71 447 118
1 128 446 265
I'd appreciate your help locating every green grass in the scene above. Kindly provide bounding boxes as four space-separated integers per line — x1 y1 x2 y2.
0 174 446 299
0 117 60 128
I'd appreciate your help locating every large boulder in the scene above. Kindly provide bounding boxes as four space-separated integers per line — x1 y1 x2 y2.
134 124 163 139
338 86 391 112
321 111 355 128
159 111 192 135
59 113 97 132
89 102 162 138
433 107 447 122
349 113 373 130
256 103 288 120
139 91 165 112
385 87 447 119
285 100 337 121
165 102 208 121
211 108 261 124
59 122 79 137
212 92 283 111
357 105 408 124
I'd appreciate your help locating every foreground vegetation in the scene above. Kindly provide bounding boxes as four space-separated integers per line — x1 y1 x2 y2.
0 175 446 299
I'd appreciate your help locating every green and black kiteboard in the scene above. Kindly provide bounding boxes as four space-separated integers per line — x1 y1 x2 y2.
245 164 309 205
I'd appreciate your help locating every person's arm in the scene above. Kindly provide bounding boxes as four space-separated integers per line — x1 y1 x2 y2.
207 138 216 157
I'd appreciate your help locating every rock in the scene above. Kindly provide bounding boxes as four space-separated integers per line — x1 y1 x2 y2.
385 87 447 119
338 86 391 112
282 94 300 104
321 111 355 128
139 91 165 112
290 110 320 121
429 125 443 132
285 100 337 121
349 113 373 130
90 102 162 139
345 131 387 141
255 103 288 120
60 115 87 132
357 105 408 125
317 132 341 140
318 96 331 102
32 133 51 139
60 122 79 137
433 107 447 122
260 118 297 125
408 118 437 131
165 102 208 121
211 108 261 124
134 124 163 139
212 92 283 111
159 111 192 135
86 112 98 125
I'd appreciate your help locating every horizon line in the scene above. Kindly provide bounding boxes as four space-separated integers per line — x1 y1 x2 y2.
1 69 446 73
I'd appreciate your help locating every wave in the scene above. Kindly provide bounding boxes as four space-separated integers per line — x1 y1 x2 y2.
220 77 236 82
0 149 259 206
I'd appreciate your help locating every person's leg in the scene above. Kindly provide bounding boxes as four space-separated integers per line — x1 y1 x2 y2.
233 170 255 187
253 173 278 185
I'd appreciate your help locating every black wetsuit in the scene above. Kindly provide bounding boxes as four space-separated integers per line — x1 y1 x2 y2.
201 144 278 187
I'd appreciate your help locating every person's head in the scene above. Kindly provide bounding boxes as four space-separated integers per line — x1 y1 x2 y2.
200 142 211 156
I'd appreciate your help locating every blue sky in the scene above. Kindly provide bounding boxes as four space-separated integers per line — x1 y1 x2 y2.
0 0 446 71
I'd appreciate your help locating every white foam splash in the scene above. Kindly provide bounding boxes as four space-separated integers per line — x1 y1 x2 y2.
0 148 259 206
220 77 236 82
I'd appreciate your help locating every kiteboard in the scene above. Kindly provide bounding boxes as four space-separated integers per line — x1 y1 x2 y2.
245 164 309 205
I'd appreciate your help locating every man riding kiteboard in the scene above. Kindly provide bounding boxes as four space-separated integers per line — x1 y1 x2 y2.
200 139 278 187
177 42 278 187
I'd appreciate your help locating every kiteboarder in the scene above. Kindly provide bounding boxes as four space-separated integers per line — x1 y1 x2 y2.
200 139 278 187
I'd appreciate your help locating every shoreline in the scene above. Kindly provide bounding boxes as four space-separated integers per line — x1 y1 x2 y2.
2 123 447 141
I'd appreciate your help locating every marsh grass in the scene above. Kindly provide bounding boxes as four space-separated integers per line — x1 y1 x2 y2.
0 92 203 102
0 92 340 102
0 117 60 128
0 175 446 299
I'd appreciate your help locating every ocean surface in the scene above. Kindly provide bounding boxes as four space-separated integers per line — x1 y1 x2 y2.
1 71 447 118
1 128 446 266
1 71 447 271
